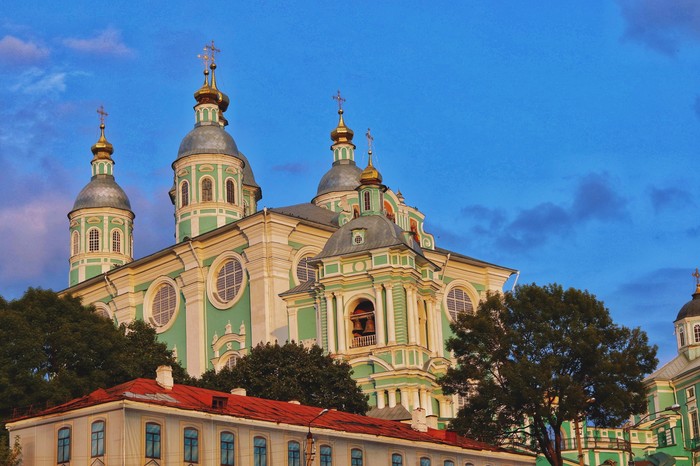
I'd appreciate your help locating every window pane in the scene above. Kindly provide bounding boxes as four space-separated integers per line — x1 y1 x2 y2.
217 259 243 303
184 427 199 463
254 437 267 466
420 458 431 466
89 229 100 252
221 432 235 466
57 427 71 463
392 453 403 466
351 448 363 466
320 445 332 466
91 421 105 457
146 423 161 459
288 441 300 466
152 283 176 327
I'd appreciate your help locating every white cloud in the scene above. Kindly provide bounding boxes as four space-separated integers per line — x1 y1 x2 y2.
10 68 67 95
63 27 134 57
0 35 49 65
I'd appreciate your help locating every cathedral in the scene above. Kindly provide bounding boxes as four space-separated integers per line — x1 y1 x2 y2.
64 53 516 423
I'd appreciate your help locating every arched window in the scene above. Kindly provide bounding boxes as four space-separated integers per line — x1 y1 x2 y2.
351 448 363 466
181 181 190 207
88 229 100 252
225 354 239 370
694 324 700 344
320 445 332 466
112 230 121 253
350 300 376 348
216 258 244 303
392 453 403 466
184 427 199 463
254 437 267 466
680 326 687 346
296 256 316 283
420 458 431 466
221 432 235 466
363 191 371 211
447 287 474 321
226 179 235 204
71 231 80 255
202 178 213 202
288 441 301 466
145 423 161 459
444 461 455 466
410 219 419 242
384 200 395 222
57 427 71 463
244 200 250 216
91 420 105 457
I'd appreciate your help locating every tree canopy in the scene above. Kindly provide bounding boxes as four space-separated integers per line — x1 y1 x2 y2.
0 288 188 424
440 283 658 466
194 341 369 414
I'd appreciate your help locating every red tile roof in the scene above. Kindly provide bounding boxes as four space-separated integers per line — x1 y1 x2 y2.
13 378 522 455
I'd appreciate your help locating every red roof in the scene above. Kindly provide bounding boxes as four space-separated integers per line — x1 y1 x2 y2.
13 378 514 454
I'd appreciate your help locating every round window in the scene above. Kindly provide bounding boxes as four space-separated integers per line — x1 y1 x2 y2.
217 259 244 303
446 287 473 321
152 283 177 327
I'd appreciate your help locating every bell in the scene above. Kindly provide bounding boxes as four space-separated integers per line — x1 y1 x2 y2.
363 316 375 334
353 319 363 332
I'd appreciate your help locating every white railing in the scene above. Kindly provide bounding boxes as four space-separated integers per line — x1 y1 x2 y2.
351 334 376 348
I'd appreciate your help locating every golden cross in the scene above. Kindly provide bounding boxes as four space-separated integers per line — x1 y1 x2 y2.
693 268 700 285
96 105 108 125
332 90 345 111
206 40 221 64
365 128 374 153
197 45 210 70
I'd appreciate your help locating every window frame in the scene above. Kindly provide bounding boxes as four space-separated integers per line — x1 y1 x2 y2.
145 422 162 460
111 229 122 253
443 281 478 322
201 177 214 202
320 445 332 466
71 230 80 255
226 178 236 204
144 277 181 333
254 436 268 466
680 325 687 346
184 427 199 463
350 448 363 466
88 228 100 252
206 252 248 310
57 426 71 464
91 420 105 457
391 452 403 466
288 440 301 466
181 180 190 207
220 431 235 466
694 324 700 344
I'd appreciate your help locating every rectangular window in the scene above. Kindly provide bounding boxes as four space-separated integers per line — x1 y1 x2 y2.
254 437 267 466
351 448 363 466
57 427 71 463
657 431 667 447
392 453 403 466
146 422 161 459
689 387 696 400
184 428 199 463
221 432 234 466
91 421 105 457
692 411 700 440
320 445 332 466
288 441 300 466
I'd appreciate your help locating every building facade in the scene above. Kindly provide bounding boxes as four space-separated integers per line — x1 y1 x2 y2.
63 57 515 423
6 367 535 466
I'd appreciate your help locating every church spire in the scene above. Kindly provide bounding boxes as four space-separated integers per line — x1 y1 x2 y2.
358 128 386 216
193 41 229 127
91 106 114 176
330 90 356 156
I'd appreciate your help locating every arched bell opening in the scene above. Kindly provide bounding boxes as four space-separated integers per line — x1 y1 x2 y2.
350 300 376 348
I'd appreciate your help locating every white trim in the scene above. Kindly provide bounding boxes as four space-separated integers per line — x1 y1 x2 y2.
207 251 248 310
144 276 181 333
291 246 321 287
442 280 479 322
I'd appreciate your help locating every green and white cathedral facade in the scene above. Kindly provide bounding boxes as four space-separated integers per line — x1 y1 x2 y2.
65 61 515 424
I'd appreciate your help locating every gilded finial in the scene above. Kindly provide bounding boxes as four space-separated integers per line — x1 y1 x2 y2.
92 105 113 157
330 90 354 146
693 268 700 293
360 128 381 185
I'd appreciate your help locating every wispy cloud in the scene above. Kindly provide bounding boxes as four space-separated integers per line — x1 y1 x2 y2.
272 162 307 173
10 68 68 95
649 186 692 213
617 0 700 55
63 27 134 57
0 35 49 65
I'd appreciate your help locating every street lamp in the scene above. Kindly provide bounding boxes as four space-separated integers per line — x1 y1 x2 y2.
625 404 681 466
304 408 329 466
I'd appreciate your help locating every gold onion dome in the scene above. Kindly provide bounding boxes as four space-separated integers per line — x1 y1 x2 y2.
360 150 382 185
91 123 114 159
331 109 355 146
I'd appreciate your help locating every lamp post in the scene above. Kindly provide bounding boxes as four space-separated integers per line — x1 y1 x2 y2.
304 408 329 466
625 404 680 466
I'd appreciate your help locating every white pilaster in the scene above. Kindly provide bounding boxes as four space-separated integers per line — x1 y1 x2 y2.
325 293 336 353
386 284 396 344
336 293 346 352
373 285 386 345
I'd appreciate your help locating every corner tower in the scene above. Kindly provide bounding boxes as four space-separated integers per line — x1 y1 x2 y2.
675 270 700 361
68 110 134 286
171 44 261 242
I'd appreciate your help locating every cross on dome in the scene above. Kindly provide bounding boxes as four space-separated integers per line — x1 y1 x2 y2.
206 40 221 64
693 268 700 286
197 48 210 71
365 128 374 154
332 90 346 112
96 105 108 125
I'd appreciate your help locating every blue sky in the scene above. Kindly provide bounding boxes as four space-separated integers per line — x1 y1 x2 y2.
1 1 699 364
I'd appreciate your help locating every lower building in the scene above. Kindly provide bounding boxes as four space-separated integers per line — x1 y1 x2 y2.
6 367 534 466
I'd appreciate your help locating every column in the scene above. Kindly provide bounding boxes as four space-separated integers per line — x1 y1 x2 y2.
433 297 444 357
400 388 410 410
412 389 420 411
288 307 299 342
336 293 346 352
405 285 417 344
376 390 386 409
419 389 428 411
325 293 335 353
373 285 386 345
426 298 437 354
388 389 397 408
386 285 396 344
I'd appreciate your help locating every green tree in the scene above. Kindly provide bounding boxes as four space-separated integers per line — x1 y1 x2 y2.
440 283 658 466
0 436 21 466
195 341 369 414
0 289 187 433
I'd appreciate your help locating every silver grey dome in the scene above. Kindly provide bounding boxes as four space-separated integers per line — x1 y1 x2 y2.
177 124 239 159
316 161 362 196
71 175 132 212
316 215 424 260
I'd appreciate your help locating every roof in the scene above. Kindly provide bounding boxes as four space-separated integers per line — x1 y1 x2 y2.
12 378 516 455
644 352 700 382
71 174 132 212
676 290 700 321
269 203 340 228
279 279 316 297
367 404 412 421
433 247 517 273
315 160 362 197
